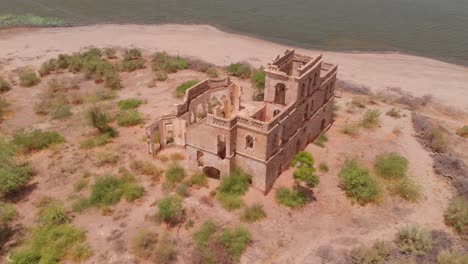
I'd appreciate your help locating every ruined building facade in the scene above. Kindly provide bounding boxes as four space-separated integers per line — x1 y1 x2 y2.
146 50 338 193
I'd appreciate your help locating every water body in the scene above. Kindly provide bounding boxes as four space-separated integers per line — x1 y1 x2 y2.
1 0 468 65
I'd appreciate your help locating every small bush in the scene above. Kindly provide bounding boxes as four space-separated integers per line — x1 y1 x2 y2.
251 68 265 90
80 133 112 149
455 125 468 138
314 134 328 148
227 63 251 78
220 226 252 262
176 80 199 98
118 98 142 110
51 104 72 119
69 242 93 262
341 122 360 137
74 178 88 192
19 68 40 87
206 67 219 78
0 202 16 230
291 151 319 188
374 152 409 179
71 197 91 213
154 233 177 264
12 129 65 153
165 163 187 185
131 229 158 259
104 48 117 59
437 250 468 264
0 77 11 92
241 203 267 222
339 159 379 205
386 108 402 118
117 109 144 127
393 177 422 202
96 151 119 166
361 109 381 128
189 172 208 187
275 187 309 208
155 70 168 81
350 240 390 264
218 194 244 211
89 172 144 206
37 201 70 226
130 160 163 179
87 106 118 136
444 198 468 239
121 48 145 72
426 126 448 153
0 139 32 195
216 168 251 211
176 183 190 197
152 52 189 73
158 195 185 226
395 225 432 256
319 162 329 173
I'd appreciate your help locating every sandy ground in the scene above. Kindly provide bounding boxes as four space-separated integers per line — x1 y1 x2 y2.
0 24 467 110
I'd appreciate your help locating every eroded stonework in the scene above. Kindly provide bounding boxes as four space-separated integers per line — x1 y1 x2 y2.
146 49 338 193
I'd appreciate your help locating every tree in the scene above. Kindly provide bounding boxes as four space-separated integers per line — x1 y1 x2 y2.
291 151 319 187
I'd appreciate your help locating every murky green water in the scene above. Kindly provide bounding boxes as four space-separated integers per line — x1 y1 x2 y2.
1 0 467 65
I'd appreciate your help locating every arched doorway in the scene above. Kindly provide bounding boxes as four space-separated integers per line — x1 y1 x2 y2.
203 166 221 180
274 83 286 105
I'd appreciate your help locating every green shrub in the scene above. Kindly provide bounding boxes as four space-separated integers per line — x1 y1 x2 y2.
395 225 432 256
104 48 117 59
155 70 168 81
158 195 185 225
437 250 468 264
374 152 409 179
251 68 265 90
194 220 217 248
121 48 145 72
87 106 118 136
189 172 208 187
386 108 402 118
0 139 32 195
227 63 251 78
104 69 122 90
319 162 329 173
176 80 199 98
96 151 119 166
216 168 251 211
69 242 93 262
393 177 422 202
444 198 468 239
152 52 189 73
220 226 252 262
275 187 309 208
0 202 16 230
89 172 144 206
206 67 219 78
164 163 186 185
218 194 245 211
130 160 163 179
350 240 390 264
117 109 144 127
37 201 70 226
131 229 158 259
39 58 59 76
80 133 112 149
154 233 177 264
291 151 319 188
71 197 91 213
361 109 381 128
456 125 468 138
51 104 72 119
341 122 360 137
19 68 40 87
241 203 267 222
12 129 65 153
0 77 11 92
118 98 142 110
314 134 328 148
339 159 379 205
426 126 448 153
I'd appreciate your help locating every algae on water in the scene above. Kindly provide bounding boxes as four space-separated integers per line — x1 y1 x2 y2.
0 14 65 27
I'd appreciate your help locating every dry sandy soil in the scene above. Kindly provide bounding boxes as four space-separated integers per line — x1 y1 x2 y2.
0 25 467 264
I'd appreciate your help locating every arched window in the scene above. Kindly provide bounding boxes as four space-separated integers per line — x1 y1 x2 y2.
245 135 254 149
273 109 281 117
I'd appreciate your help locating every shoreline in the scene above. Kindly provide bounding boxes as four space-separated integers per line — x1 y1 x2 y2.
0 23 467 109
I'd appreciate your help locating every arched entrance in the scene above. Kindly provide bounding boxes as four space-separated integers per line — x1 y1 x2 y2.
274 83 286 105
203 166 221 180
321 119 326 131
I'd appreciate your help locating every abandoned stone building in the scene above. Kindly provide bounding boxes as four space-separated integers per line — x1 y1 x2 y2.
146 49 338 193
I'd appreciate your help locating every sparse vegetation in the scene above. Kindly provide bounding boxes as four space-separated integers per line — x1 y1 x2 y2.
275 187 309 208
176 80 199 98
437 250 468 264
241 203 267 222
291 151 319 188
130 159 163 179
131 229 158 259
121 48 145 72
426 126 448 153
444 198 468 239
0 97 10 122
339 159 379 205
152 51 189 76
80 133 112 149
18 67 40 87
158 195 185 226
0 202 16 232
393 177 422 202
118 98 143 110
11 128 65 153
361 109 381 128
74 178 89 192
456 125 468 138
319 162 329 173
341 122 360 137
116 109 144 127
189 172 208 187
220 226 252 262
350 240 390 264
165 163 187 185
314 134 328 148
374 152 409 179
87 106 118 137
351 97 367 108
0 139 32 196
386 108 402 118
227 62 251 78
89 171 145 207
216 168 252 211
0 77 11 92
96 151 119 166
104 47 117 59
206 67 219 78
395 225 432 256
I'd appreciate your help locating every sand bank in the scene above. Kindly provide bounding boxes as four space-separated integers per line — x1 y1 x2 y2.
0 24 467 109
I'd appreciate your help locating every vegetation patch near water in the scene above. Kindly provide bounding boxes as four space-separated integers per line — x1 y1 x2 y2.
0 14 66 27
